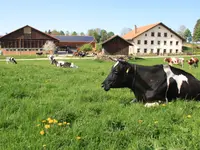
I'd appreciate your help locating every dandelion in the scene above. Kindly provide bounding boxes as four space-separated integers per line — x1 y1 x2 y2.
47 118 52 121
40 130 45 135
154 121 158 124
53 119 58 124
67 122 70 125
58 123 62 126
43 144 46 147
45 124 50 129
187 115 192 118
48 119 54 124
42 120 46 123
63 122 67 125
162 104 166 107
138 120 143 123
76 136 81 140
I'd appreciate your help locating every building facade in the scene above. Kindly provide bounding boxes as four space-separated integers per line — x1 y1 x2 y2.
123 22 185 55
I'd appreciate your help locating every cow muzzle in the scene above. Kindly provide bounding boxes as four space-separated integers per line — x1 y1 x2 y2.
101 82 110 91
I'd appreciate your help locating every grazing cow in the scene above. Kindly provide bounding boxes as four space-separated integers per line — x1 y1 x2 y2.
48 55 55 64
164 57 184 68
6 57 17 64
52 59 78 68
188 57 199 68
101 58 200 105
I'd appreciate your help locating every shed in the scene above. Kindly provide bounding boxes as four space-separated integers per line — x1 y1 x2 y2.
102 35 133 55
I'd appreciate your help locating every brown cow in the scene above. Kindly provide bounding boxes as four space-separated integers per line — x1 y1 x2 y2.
188 57 199 68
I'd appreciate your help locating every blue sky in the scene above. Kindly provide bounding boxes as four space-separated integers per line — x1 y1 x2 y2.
0 0 199 35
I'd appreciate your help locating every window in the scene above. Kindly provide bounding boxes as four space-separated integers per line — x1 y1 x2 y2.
176 49 178 53
137 48 140 53
164 41 167 45
145 33 147 36
157 41 160 45
151 32 155 37
144 40 147 45
137 40 141 44
158 27 161 29
163 49 166 53
164 33 167 37
176 41 179 45
151 49 154 53
144 48 147 53
157 32 161 37
170 49 172 53
170 41 173 45
151 40 154 45
171 35 173 37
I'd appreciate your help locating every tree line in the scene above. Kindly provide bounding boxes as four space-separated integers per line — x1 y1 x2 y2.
45 28 115 43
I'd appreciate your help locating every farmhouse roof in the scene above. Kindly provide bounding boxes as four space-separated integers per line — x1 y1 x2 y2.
123 22 185 41
102 35 133 45
53 35 95 43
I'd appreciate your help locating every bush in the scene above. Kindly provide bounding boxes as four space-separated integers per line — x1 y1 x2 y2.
80 44 93 52
96 43 102 52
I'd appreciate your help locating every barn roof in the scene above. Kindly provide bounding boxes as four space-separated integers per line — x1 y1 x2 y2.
123 22 185 41
0 25 59 41
102 35 133 46
53 35 95 42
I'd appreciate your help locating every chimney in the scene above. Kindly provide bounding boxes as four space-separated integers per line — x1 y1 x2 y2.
134 25 137 34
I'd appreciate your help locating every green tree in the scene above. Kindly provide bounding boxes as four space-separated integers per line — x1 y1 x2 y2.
60 30 65 35
177 25 186 38
80 32 85 36
193 19 200 42
183 29 192 42
107 32 115 38
96 43 102 51
65 31 70 36
80 44 93 52
71 31 78 36
100 29 108 42
51 29 60 35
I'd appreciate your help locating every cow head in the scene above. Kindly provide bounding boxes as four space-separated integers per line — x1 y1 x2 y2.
102 58 133 91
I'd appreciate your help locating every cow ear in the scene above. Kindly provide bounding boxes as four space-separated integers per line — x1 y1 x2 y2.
126 68 130 73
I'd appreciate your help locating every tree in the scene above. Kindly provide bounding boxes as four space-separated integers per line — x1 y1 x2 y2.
60 30 65 35
177 25 186 38
183 29 192 42
120 27 132 36
43 41 56 53
96 43 102 51
48 30 51 34
107 32 115 38
80 44 93 52
100 29 108 42
71 31 78 36
80 32 85 36
51 29 60 35
65 31 70 36
193 19 200 42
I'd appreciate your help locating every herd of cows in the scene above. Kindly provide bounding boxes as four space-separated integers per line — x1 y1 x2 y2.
5 55 200 107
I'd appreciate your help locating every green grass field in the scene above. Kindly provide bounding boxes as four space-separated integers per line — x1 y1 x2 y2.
1 58 200 150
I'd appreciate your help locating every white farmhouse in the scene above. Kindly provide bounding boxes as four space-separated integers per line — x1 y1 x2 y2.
123 22 185 55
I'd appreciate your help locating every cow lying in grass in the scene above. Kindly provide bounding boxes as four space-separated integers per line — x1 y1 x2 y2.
188 57 199 68
6 57 17 64
102 58 200 106
52 59 78 68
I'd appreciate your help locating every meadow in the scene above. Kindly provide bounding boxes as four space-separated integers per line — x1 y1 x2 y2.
1 57 200 150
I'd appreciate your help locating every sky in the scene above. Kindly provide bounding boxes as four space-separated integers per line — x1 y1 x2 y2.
0 0 199 35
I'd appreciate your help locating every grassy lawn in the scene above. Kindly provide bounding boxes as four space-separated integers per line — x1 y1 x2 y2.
0 55 47 59
1 58 200 149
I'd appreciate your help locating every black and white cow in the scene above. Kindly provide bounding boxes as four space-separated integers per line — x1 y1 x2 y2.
6 57 17 64
52 58 78 68
102 59 200 104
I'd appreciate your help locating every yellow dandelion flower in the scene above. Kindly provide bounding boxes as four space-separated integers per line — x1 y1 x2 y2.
187 115 192 118
154 121 158 124
63 122 67 125
76 136 81 140
67 122 70 125
53 119 58 123
48 119 54 124
40 130 45 135
42 120 46 123
45 124 50 129
36 124 40 127
47 118 52 121
138 120 143 123
162 104 166 107
58 123 62 126
43 144 46 147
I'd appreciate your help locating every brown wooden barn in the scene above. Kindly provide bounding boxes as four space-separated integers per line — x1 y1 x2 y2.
0 25 96 55
102 35 133 55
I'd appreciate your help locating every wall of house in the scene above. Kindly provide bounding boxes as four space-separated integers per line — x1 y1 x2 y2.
129 25 183 55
